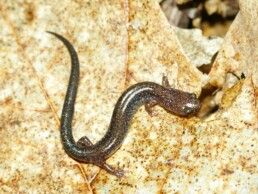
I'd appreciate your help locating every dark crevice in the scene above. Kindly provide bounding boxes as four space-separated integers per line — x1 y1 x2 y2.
197 83 220 119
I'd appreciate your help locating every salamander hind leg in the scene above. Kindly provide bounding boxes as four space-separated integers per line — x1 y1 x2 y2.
77 137 124 178
98 160 125 178
77 136 93 147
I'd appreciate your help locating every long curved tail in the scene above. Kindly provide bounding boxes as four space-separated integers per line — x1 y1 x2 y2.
47 31 79 148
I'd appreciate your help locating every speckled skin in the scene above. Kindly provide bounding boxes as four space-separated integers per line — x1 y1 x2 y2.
47 31 201 178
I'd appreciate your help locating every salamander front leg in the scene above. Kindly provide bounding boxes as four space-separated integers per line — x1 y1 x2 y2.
162 76 171 88
145 100 157 117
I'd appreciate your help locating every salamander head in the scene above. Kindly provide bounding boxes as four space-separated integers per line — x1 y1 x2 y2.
179 93 201 116
160 89 201 116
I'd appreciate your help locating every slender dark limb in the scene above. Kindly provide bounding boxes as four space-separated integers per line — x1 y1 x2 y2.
99 161 125 178
145 100 157 117
145 76 171 116
77 136 93 147
162 76 170 88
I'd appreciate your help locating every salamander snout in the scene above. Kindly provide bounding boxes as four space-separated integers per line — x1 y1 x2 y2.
181 99 201 115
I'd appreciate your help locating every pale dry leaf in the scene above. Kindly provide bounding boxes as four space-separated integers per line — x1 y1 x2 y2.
0 0 257 194
209 0 258 88
174 27 223 68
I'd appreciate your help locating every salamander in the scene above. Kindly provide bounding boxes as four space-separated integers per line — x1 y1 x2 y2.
47 31 201 178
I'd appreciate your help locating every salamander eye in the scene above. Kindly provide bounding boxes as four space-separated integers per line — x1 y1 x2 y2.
189 93 196 99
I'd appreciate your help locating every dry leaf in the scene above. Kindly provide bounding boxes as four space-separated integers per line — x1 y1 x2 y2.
0 0 257 193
